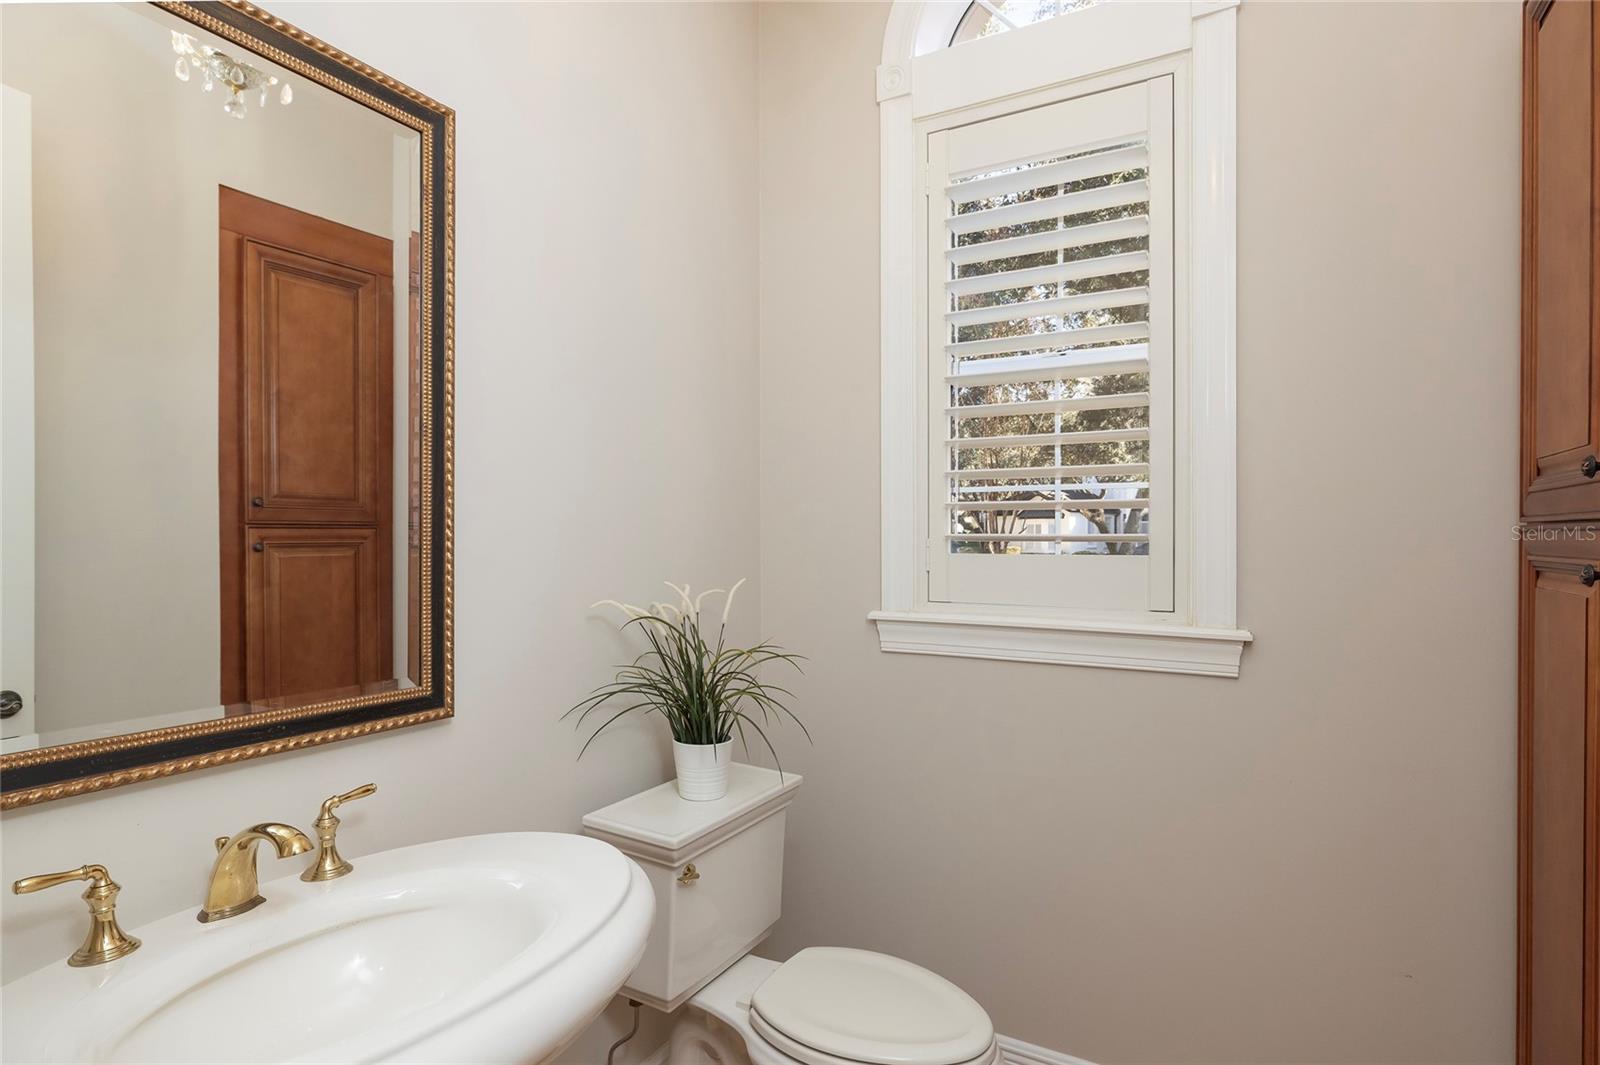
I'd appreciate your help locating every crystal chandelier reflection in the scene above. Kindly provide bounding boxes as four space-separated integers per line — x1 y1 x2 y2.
170 31 292 120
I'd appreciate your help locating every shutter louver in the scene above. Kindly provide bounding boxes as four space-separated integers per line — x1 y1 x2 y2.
942 137 1153 556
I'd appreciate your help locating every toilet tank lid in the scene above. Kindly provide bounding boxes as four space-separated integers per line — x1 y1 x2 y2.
581 764 802 858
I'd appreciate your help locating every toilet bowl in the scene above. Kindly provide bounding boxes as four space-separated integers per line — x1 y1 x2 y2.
674 950 999 1065
582 766 997 1065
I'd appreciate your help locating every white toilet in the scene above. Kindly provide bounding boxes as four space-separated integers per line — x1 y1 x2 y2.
582 765 999 1065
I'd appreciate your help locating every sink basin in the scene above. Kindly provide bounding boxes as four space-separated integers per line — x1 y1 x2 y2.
2 832 654 1063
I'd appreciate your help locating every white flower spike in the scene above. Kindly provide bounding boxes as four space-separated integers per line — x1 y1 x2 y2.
665 582 696 617
721 578 748 627
591 599 649 623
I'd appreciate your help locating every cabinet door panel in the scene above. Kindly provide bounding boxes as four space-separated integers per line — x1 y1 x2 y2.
1520 540 1599 1064
245 527 386 702
1524 1 1600 520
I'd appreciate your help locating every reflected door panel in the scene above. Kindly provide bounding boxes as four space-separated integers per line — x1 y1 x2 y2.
246 527 387 702
246 242 383 525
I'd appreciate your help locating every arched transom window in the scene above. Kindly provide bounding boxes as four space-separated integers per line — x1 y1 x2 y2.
950 0 1100 46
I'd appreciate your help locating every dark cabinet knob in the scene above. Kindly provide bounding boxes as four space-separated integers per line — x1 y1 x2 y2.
0 690 21 719
1582 455 1599 479
251 497 265 507
1583 564 1597 587
252 542 265 553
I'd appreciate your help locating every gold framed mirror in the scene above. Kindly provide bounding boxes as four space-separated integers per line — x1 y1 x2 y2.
0 1 454 808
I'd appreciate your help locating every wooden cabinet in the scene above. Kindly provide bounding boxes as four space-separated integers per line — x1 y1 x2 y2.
1520 541 1599 1063
1524 0 1600 521
1521 3 1600 1061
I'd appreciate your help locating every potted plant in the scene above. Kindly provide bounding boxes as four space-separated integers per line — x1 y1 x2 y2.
567 579 807 801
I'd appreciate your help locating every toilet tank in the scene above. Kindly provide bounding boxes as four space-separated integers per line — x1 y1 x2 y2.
582 764 802 1012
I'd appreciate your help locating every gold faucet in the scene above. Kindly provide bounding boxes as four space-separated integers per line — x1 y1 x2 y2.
199 823 312 923
302 783 377 882
12 865 141 967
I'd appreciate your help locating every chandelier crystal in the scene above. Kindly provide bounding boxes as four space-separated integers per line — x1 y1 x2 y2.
170 31 292 120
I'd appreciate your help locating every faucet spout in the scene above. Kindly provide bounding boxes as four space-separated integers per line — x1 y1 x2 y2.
199 822 312 923
247 823 315 860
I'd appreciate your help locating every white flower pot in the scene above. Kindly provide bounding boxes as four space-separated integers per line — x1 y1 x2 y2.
673 740 732 801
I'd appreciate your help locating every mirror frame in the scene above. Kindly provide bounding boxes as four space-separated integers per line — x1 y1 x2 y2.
0 1 455 809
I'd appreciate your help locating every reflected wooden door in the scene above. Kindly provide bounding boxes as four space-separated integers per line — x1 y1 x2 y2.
220 187 392 705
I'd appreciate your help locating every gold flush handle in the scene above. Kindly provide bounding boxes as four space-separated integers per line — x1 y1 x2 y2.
677 863 700 886
302 783 377 883
12 864 141 967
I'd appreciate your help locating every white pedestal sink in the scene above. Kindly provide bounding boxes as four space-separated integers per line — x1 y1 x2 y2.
2 832 654 1064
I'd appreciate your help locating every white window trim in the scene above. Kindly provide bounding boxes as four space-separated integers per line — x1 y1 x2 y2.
871 0 1251 677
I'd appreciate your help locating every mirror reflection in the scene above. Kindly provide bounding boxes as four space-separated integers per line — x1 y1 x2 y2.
0 3 424 752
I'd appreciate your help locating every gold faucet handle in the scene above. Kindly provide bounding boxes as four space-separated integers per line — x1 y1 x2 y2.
317 782 377 821
14 864 107 895
12 864 141 967
303 783 376 883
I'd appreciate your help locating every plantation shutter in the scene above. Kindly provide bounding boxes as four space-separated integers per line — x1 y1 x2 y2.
926 78 1175 613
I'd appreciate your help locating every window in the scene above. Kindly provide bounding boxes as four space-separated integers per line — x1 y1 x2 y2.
929 80 1173 614
950 0 1100 47
873 0 1250 676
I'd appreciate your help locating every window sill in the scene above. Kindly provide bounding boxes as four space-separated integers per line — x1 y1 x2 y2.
867 611 1252 677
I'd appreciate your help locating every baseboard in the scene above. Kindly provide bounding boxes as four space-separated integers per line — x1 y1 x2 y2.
998 1034 1097 1065
997 1055 1492 1065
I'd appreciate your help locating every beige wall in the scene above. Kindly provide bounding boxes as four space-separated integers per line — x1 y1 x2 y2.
0 3 759 1061
755 2 1519 1063
1 3 404 731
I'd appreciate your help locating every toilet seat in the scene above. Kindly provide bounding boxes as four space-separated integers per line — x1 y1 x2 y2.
749 1010 999 1065
747 947 998 1065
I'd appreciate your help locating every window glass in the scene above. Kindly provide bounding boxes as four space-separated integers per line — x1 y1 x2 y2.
950 0 1100 46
